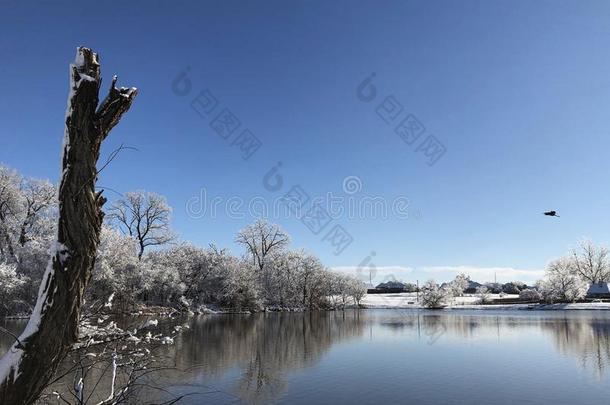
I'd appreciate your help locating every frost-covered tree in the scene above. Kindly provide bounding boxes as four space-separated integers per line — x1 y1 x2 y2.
144 259 187 305
348 277 367 306
264 250 302 306
235 219 290 273
476 286 492 304
132 243 259 310
326 273 366 308
107 191 174 260
201 245 246 305
535 239 609 302
327 272 351 308
519 289 541 301
0 167 56 267
0 262 27 316
0 166 22 262
236 219 291 306
538 257 588 302
420 280 451 308
571 239 610 283
150 244 223 304
17 179 55 248
305 265 332 309
448 273 469 297
217 256 262 310
0 167 57 307
13 227 55 306
294 252 326 308
0 47 137 404
89 224 140 309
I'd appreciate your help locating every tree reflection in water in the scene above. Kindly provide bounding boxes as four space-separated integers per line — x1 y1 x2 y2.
541 315 610 379
376 310 610 379
2 310 610 403
172 311 366 403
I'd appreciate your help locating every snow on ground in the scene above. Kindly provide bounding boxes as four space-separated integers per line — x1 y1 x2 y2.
360 293 610 310
360 292 505 308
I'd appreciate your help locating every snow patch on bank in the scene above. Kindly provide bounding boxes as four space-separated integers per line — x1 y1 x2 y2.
360 293 610 310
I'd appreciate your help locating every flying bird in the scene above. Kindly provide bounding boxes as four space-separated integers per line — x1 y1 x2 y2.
544 210 560 217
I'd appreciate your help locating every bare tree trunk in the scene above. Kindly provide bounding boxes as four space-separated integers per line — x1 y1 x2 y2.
0 47 137 405
0 215 16 262
1 230 14 261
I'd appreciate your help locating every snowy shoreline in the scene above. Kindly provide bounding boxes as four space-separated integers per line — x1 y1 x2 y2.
6 297 610 320
360 293 610 310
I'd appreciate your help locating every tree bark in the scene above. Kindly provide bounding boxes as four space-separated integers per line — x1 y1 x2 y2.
0 47 137 404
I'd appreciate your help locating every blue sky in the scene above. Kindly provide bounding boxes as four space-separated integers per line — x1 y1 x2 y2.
2 0 610 283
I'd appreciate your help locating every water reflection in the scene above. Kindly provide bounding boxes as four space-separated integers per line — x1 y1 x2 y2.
541 315 610 379
375 311 610 377
2 310 610 404
163 310 610 403
173 311 365 403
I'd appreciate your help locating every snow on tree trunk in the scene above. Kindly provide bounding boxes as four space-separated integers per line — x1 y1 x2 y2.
0 47 137 405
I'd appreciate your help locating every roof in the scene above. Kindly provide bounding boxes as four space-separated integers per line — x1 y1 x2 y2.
587 283 610 295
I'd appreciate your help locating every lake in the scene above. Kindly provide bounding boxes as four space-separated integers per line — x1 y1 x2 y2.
2 309 610 404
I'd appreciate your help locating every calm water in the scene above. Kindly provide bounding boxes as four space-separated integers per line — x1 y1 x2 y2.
3 309 610 404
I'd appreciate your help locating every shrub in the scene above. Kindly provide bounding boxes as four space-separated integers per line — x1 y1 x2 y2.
476 286 492 304
519 289 541 301
421 280 452 308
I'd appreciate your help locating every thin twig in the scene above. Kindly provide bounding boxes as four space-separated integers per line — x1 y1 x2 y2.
0 325 25 349
74 144 139 197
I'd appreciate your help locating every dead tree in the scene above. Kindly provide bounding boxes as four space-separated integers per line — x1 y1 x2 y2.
0 47 137 404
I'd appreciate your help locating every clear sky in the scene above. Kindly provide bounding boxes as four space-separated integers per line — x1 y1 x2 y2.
2 0 610 284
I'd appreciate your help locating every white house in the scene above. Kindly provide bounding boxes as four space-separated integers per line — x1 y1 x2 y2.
586 283 610 298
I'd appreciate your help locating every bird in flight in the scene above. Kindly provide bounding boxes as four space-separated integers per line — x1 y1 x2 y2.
544 210 560 217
